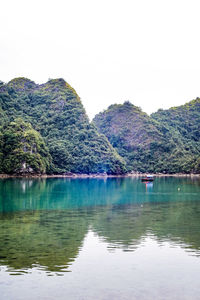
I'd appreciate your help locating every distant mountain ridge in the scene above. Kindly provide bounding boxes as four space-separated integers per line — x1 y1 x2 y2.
93 99 200 173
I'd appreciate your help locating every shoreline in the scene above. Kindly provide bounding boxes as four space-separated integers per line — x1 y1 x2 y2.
0 173 199 179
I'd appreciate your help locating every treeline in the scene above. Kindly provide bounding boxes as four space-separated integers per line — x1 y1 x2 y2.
0 78 199 175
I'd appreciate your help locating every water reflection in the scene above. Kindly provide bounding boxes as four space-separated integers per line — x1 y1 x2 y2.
0 177 200 275
0 210 89 274
144 182 153 191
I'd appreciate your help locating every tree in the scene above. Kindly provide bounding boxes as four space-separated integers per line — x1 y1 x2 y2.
2 118 52 174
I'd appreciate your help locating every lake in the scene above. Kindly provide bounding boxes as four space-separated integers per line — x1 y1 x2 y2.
0 176 200 300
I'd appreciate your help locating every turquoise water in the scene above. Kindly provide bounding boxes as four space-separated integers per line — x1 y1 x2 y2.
0 177 200 299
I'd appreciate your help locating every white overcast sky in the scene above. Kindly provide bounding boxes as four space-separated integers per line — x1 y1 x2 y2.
0 0 200 119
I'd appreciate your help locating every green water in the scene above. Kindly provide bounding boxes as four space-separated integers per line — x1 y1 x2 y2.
0 177 200 300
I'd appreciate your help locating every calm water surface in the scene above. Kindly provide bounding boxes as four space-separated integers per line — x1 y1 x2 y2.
0 177 200 300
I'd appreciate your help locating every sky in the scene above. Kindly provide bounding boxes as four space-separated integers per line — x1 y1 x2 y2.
1 0 200 119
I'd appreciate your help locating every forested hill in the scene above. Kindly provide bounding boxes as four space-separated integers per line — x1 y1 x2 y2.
93 101 164 172
93 100 200 174
0 78 126 175
151 98 200 173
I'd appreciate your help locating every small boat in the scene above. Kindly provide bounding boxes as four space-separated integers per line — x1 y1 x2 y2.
141 175 154 182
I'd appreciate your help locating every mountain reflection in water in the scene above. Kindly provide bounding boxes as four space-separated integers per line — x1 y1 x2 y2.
0 177 200 275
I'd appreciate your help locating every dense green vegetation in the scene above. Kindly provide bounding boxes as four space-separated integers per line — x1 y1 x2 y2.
0 78 126 175
93 100 200 173
1 118 51 174
93 101 165 172
151 99 200 173
0 77 199 174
